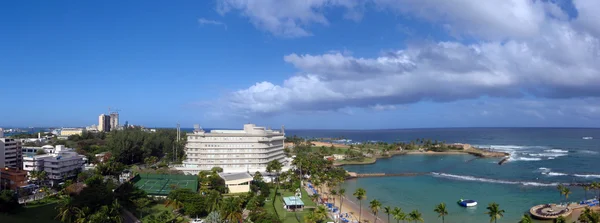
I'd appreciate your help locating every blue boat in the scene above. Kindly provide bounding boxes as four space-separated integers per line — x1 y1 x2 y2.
457 199 478 207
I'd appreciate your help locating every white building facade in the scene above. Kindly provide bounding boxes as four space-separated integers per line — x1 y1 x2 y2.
175 124 286 174
1 137 23 169
22 145 86 185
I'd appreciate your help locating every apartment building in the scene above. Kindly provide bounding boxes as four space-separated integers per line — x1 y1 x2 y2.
110 112 119 130
22 145 86 186
98 114 111 132
1 137 23 169
174 124 286 174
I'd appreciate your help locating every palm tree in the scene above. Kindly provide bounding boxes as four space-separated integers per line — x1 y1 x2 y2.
331 189 338 206
353 188 367 223
266 160 283 187
434 203 448 223
557 184 565 201
519 214 533 223
391 207 405 223
310 194 320 203
221 197 243 223
578 207 600 223
563 187 571 202
554 215 567 223
408 210 424 223
369 199 382 223
485 202 505 223
55 197 81 223
207 190 223 212
592 182 598 199
313 206 328 222
304 211 316 223
384 206 392 223
584 185 590 200
338 188 346 218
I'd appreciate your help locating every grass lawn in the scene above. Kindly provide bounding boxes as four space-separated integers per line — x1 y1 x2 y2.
139 203 174 223
0 203 60 223
266 187 321 223
310 146 349 154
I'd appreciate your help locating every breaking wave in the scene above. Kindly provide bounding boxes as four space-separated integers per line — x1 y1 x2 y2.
431 172 557 187
511 157 542 161
543 172 568 176
573 174 600 179
544 149 569 153
529 153 568 157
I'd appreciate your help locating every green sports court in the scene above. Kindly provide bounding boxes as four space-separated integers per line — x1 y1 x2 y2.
132 173 198 196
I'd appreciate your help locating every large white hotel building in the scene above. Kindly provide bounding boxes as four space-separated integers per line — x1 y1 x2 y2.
174 124 286 174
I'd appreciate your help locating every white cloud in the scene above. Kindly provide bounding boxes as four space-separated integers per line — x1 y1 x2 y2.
198 18 227 29
216 0 365 37
373 0 550 40
212 0 600 119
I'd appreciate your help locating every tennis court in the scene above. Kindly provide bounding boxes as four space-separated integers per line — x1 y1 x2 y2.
133 173 198 196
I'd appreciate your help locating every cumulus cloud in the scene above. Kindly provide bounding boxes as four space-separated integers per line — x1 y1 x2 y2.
213 0 600 117
216 0 366 37
373 0 550 40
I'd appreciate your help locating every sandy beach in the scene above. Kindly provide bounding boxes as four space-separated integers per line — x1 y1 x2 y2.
314 184 387 223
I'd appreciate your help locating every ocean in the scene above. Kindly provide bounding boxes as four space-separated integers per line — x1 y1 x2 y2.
286 128 600 223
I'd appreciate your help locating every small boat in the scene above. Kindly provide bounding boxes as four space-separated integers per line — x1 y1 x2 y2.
458 199 478 207
583 137 593 140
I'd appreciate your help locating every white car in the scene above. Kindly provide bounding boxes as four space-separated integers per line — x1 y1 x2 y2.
191 218 204 223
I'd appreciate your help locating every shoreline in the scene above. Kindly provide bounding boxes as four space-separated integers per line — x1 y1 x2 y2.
317 184 387 223
334 148 508 166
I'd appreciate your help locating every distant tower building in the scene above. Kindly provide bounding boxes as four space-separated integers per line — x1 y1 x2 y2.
98 114 111 132
109 112 119 130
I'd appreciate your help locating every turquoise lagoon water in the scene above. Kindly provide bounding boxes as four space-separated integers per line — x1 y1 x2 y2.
287 128 600 222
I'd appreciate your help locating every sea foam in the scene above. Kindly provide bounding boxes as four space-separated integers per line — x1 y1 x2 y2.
573 174 600 178
431 172 557 187
544 149 569 153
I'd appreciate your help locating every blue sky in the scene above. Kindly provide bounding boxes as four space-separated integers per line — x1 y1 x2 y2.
1 0 600 129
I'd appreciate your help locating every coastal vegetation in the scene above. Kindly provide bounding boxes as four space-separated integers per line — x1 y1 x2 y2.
486 202 505 223
287 136 508 166
434 203 448 223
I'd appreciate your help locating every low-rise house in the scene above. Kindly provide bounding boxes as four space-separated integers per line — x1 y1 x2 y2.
0 167 28 190
333 154 346 160
283 196 305 211
218 172 253 194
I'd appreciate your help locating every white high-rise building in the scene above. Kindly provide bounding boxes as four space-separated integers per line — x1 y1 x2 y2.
1 136 23 169
23 145 86 185
175 124 286 174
